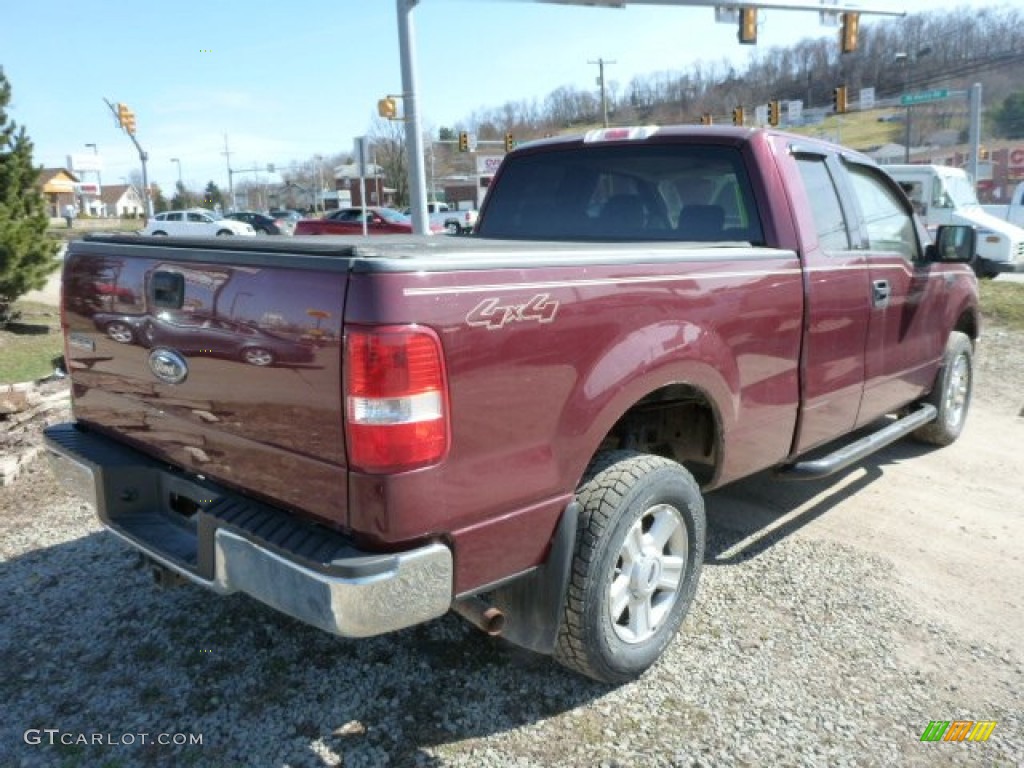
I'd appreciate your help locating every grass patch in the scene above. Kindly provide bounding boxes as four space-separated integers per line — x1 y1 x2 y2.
0 300 63 384
979 280 1024 332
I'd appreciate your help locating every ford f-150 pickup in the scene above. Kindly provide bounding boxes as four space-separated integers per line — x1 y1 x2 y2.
45 126 979 684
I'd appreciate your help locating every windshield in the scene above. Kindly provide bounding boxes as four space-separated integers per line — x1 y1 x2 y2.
941 175 980 207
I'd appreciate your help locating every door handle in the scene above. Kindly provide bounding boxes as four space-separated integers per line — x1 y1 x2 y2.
872 279 891 308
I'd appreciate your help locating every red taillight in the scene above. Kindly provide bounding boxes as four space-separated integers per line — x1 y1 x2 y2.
344 325 449 473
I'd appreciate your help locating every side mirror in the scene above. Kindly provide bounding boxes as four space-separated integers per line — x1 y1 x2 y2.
926 225 975 263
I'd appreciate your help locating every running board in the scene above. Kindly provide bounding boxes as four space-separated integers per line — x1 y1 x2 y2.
776 404 937 480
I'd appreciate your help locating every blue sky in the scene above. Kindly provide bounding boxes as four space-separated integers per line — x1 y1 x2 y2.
1 0 1002 194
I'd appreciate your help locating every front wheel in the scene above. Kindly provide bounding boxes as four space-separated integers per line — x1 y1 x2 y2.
913 331 973 446
241 347 274 366
216 229 234 237
554 450 705 684
104 322 135 344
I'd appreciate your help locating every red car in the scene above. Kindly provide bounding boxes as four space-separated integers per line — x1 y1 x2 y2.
294 206 443 235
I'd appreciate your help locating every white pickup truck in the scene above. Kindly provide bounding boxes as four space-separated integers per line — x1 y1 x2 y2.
404 202 478 234
982 182 1024 229
885 165 1024 276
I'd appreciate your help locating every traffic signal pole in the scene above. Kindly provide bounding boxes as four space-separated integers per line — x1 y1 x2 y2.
104 98 152 217
397 0 430 236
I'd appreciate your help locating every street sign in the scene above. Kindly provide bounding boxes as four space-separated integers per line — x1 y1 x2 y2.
754 105 769 125
900 89 948 106
787 100 803 123
860 87 875 110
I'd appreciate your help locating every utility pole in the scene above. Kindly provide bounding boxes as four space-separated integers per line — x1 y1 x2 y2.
222 135 234 211
589 58 616 128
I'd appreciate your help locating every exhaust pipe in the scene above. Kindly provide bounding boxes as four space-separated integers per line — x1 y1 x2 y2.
452 596 506 636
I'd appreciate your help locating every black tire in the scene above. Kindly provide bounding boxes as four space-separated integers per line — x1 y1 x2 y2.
554 450 705 684
913 331 973 446
445 222 459 235
152 231 168 236
216 229 234 237
240 347 275 366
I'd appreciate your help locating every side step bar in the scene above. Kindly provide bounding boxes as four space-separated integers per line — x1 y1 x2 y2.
777 404 937 480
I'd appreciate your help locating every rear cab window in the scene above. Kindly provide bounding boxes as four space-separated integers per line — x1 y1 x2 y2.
477 141 764 244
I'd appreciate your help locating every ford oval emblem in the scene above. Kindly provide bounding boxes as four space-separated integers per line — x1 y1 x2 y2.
148 348 189 385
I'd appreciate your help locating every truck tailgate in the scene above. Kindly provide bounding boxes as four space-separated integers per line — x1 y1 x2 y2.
61 237 352 528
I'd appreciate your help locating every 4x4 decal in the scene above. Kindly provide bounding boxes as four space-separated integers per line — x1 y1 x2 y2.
466 294 560 330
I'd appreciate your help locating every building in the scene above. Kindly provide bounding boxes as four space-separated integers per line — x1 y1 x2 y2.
334 163 394 208
100 184 145 217
37 168 80 217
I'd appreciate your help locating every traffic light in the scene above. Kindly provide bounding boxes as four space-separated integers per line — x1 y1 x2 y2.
980 146 989 161
840 12 860 54
732 106 745 126
504 132 515 152
832 86 848 114
700 113 713 125
768 100 781 127
117 103 137 135
377 97 398 120
738 8 757 45
458 131 469 152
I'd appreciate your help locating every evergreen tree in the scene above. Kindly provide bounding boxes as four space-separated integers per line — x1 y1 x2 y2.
0 67 58 324
992 92 1024 140
203 180 225 210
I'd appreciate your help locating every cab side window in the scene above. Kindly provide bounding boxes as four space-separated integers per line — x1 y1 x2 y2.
847 165 917 260
795 157 851 252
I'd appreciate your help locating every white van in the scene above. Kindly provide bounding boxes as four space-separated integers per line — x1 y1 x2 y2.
884 164 1024 276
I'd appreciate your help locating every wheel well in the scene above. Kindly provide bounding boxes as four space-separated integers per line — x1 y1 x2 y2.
955 310 979 345
595 383 719 486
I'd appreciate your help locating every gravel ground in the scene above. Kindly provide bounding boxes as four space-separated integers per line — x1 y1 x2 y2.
1 327 1022 767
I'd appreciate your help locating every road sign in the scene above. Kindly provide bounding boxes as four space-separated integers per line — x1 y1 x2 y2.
787 100 803 123
754 105 769 125
900 89 949 106
476 156 503 175
860 87 875 110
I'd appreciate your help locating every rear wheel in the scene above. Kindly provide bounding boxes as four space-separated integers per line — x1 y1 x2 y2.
913 331 973 446
554 450 705 684
216 229 234 237
151 231 168 236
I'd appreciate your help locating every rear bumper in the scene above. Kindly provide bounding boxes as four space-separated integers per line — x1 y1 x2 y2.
43 423 453 638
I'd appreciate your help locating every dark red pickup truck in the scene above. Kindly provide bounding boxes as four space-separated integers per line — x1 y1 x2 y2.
45 126 979 683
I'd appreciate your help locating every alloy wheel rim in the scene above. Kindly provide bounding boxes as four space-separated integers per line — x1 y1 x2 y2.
945 354 970 429
608 503 688 644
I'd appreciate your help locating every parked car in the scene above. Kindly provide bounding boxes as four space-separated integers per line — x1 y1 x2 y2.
225 211 294 236
884 165 1024 276
268 209 303 223
402 202 479 234
294 207 443 235
140 209 256 237
93 310 314 366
